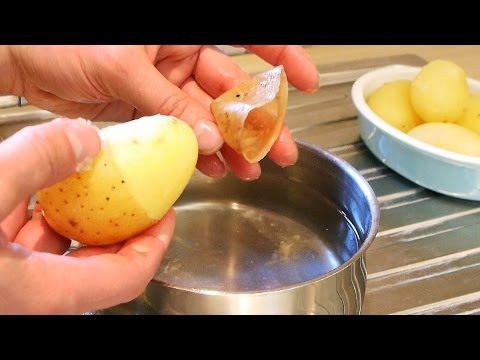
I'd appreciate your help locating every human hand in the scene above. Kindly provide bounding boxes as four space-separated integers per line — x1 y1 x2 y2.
0 118 175 314
3 45 319 180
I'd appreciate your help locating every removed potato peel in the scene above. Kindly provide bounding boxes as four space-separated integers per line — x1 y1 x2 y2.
210 65 288 163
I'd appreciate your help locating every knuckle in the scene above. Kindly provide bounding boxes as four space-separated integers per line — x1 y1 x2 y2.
156 92 192 120
100 46 133 80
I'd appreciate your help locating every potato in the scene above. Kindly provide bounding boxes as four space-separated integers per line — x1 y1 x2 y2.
457 95 480 135
210 65 288 163
367 80 422 132
408 122 480 157
410 60 469 123
37 115 198 246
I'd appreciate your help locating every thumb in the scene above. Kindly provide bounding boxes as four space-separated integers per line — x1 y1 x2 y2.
0 118 100 221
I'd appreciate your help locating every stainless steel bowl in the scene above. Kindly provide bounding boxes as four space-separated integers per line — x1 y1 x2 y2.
139 141 380 315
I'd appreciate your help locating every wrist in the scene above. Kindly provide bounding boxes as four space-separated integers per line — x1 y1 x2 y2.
0 46 17 96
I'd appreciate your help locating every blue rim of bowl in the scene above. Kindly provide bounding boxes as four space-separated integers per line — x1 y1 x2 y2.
351 64 480 168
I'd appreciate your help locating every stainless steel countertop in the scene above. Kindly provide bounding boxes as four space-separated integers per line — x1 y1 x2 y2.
1 54 479 315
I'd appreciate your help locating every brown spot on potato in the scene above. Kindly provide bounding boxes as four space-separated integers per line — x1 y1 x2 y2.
55 209 59 212
69 219 78 227
106 197 110 201
59 188 63 192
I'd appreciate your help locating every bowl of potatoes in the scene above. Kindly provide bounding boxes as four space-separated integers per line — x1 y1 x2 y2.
352 60 480 201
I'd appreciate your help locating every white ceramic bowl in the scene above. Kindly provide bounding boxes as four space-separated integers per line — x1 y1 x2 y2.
352 64 480 201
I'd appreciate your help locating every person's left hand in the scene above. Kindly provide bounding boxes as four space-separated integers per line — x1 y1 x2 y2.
4 45 319 180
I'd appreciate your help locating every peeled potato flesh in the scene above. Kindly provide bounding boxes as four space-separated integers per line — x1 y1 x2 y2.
210 65 288 163
408 122 480 157
457 95 480 135
410 60 469 123
37 115 198 246
367 80 423 132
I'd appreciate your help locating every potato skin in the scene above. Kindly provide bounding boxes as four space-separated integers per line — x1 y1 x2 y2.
210 66 288 163
37 142 154 246
457 95 480 135
367 80 422 132
410 60 469 123
408 122 480 157
37 115 198 246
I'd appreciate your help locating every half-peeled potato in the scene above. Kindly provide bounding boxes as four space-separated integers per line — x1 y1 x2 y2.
210 65 288 163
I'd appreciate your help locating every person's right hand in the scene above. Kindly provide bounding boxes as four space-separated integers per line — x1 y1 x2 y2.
3 45 320 181
0 118 175 314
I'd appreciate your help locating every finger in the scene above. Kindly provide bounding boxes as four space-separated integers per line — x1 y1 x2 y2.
241 45 320 92
267 125 299 167
70 208 176 313
194 45 250 98
14 203 71 255
180 78 227 178
0 118 100 222
68 243 122 258
108 53 223 155
221 144 261 181
0 209 176 314
0 198 29 242
180 77 214 111
196 154 227 178
153 45 202 87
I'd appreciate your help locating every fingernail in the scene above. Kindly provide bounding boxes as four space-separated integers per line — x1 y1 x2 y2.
64 119 101 171
194 120 223 155
276 130 298 168
132 243 150 253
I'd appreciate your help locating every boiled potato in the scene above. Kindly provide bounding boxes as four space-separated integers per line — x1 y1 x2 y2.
410 60 469 123
457 95 480 135
37 115 198 246
408 122 480 157
367 80 422 132
210 65 288 163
